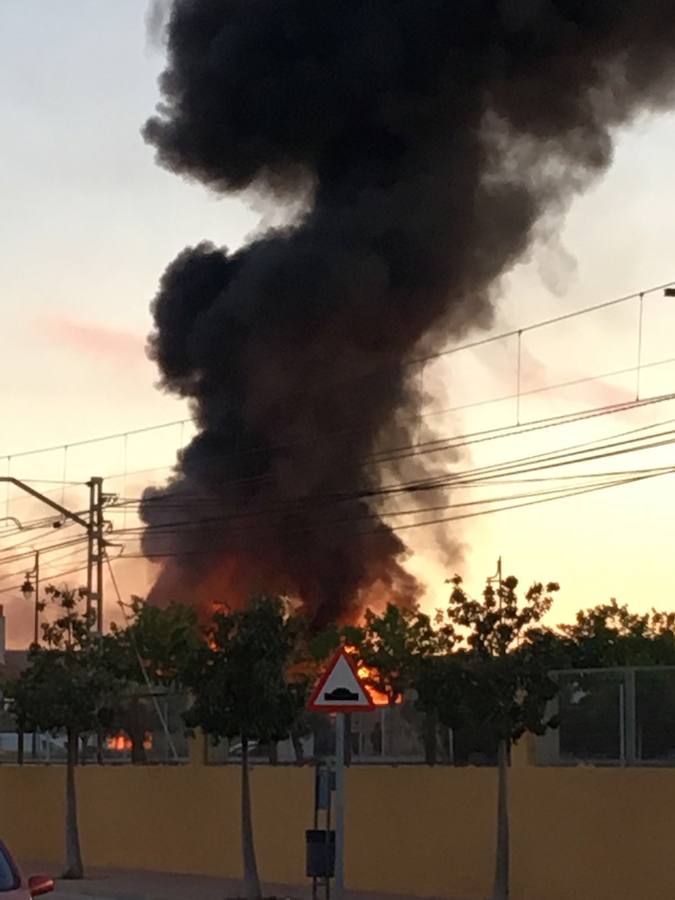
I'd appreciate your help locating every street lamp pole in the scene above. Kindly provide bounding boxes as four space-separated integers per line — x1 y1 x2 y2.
21 549 40 647
20 550 41 763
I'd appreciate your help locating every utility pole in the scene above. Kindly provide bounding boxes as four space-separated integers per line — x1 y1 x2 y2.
0 476 108 633
487 556 504 611
85 477 106 632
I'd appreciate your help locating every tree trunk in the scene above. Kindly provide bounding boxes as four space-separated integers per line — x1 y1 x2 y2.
290 725 305 765
492 738 510 900
130 729 148 764
63 729 84 879
128 696 148 764
17 730 24 767
80 734 89 767
423 712 438 766
241 737 262 900
267 741 278 765
96 728 104 766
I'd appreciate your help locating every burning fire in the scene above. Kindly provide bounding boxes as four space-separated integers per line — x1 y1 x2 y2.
106 732 153 752
357 663 397 707
287 645 401 707
333 643 396 706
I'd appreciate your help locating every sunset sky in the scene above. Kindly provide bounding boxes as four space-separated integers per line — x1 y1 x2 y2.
2 1 675 645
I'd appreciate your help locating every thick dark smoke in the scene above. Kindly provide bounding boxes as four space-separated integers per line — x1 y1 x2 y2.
141 0 675 627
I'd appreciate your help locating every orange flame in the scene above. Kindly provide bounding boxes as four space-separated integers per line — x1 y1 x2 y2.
334 645 401 706
106 732 153 752
356 662 399 706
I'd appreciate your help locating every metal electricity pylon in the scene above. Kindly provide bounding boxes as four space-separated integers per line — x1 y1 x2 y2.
0 476 111 632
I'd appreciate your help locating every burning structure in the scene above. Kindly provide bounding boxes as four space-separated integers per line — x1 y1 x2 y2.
140 0 675 626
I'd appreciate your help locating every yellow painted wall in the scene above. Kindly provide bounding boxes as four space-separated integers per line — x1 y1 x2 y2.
0 764 313 885
511 767 675 900
346 766 495 899
1 755 675 900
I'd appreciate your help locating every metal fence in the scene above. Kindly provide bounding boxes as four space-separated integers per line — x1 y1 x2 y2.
5 667 674 767
204 695 498 766
536 666 675 766
205 668 675 768
0 689 191 765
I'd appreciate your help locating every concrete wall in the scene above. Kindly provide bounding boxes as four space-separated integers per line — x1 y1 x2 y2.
2 746 675 899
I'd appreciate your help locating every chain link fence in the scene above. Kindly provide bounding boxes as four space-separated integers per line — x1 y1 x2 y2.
4 667 673 767
0 689 191 765
536 666 675 766
204 693 498 766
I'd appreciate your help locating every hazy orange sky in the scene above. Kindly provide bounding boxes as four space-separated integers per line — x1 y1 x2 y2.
1 2 675 645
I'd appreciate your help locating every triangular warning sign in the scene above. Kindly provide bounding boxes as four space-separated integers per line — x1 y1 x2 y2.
307 648 375 713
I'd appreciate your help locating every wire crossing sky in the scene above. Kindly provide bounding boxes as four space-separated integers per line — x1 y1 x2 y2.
1 2 675 643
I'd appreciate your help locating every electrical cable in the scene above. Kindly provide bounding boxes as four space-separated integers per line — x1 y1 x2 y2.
2 276 674 468
114 465 675 559
110 417 675 534
0 564 90 596
104 550 179 761
111 392 675 509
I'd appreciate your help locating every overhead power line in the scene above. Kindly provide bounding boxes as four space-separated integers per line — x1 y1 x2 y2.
0 536 89 570
115 465 675 562
3 389 675 578
5 399 672 574
113 424 675 547
0 277 673 584
97 356 675 486
108 391 675 508
1 276 674 468
0 564 89 596
113 403 675 526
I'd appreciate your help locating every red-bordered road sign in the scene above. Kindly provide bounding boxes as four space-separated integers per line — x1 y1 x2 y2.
307 647 375 713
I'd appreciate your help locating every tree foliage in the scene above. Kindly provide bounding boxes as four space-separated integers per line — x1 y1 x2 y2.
10 585 118 740
107 597 200 686
443 573 561 900
343 602 453 704
184 595 298 744
103 598 200 762
5 585 120 880
182 595 299 900
562 598 675 667
445 575 561 742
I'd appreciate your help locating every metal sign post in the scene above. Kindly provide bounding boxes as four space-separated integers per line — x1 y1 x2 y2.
334 713 345 900
307 648 375 900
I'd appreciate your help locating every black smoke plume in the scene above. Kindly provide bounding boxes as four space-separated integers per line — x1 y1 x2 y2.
141 0 675 626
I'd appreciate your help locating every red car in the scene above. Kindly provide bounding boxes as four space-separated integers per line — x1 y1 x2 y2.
0 843 53 899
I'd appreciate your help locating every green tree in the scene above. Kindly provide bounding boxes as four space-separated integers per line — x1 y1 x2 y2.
347 603 451 704
106 598 200 762
317 603 453 762
413 652 469 764
562 599 675 667
559 600 675 762
183 596 298 900
5 585 119 879
284 629 329 765
447 574 560 900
